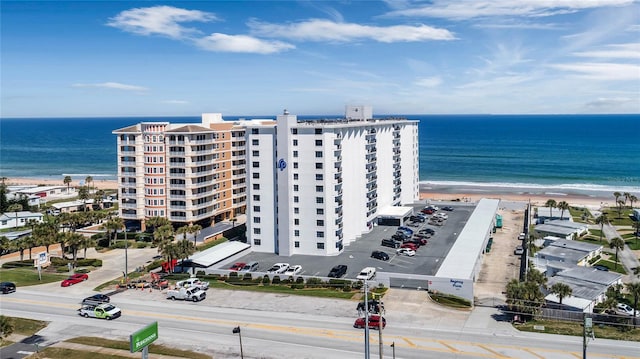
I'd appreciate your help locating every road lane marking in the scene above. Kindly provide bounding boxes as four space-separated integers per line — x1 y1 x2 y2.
477 344 510 358
439 340 460 353
523 348 545 359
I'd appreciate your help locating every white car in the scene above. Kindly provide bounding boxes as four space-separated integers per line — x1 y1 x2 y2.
267 263 290 273
356 267 376 280
435 212 448 220
396 248 416 257
284 265 302 276
616 303 639 317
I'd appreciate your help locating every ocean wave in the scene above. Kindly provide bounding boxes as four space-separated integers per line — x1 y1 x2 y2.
420 180 640 196
61 173 113 177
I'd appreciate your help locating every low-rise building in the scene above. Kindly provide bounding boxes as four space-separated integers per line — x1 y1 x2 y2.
544 267 623 312
534 220 588 240
535 238 602 267
0 211 44 230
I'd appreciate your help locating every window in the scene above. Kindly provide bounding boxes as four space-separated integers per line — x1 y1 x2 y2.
315 128 322 134
293 162 298 169
294 196 299 203
295 241 300 248
315 174 323 180
317 231 324 238
251 128 259 134
293 173 299 180
316 197 324 204
293 185 299 191
252 162 260 168
252 139 259 145
317 242 325 249
254 239 261 245
253 206 260 212
294 219 299 225
315 151 323 158
315 139 322 146
316 220 324 226
253 217 261 223
253 228 261 234
252 150 259 156
294 230 300 237
293 151 298 158
292 129 298 134
316 186 323 192
316 208 324 215
315 163 323 169
294 207 299 214
293 139 298 146
253 195 260 201
253 184 260 190
253 173 260 179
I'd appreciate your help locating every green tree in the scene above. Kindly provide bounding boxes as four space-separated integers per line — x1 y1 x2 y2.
93 189 105 210
557 201 569 220
161 242 181 273
153 224 174 253
0 236 10 256
549 282 573 305
616 199 625 219
188 224 202 246
77 186 90 211
0 315 14 341
80 236 96 259
545 199 557 220
626 282 640 327
146 216 170 232
33 222 58 254
176 239 196 263
176 225 189 241
629 194 638 210
0 180 8 213
102 217 123 247
633 220 640 247
594 212 609 243
85 175 93 192
63 175 73 194
64 232 84 261
13 237 27 261
24 235 38 260
609 237 625 270
613 191 621 207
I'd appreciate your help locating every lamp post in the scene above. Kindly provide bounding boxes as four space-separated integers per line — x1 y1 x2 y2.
122 227 128 282
363 280 370 359
232 326 244 359
391 342 395 359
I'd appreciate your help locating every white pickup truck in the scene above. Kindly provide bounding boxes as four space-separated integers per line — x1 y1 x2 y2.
78 303 121 320
166 287 207 302
176 277 209 290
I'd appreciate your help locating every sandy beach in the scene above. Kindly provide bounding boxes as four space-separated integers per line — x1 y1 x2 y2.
5 177 118 190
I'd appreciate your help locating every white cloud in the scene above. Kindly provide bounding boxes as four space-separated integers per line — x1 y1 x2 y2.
584 96 639 110
550 62 640 80
415 77 442 87
386 0 634 20
195 33 295 54
72 82 148 91
573 43 640 59
164 100 189 104
248 19 456 42
107 5 217 39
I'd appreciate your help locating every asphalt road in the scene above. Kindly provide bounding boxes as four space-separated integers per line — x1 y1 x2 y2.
1 287 638 359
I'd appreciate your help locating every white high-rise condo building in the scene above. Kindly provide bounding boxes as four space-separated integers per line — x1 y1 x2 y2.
246 106 419 256
112 114 247 230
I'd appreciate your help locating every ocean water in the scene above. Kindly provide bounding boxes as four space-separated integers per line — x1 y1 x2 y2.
1 114 639 196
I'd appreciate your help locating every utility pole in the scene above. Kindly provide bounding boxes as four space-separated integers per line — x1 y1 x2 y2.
364 281 370 359
377 294 383 359
125 227 128 282
232 326 244 359
390 342 395 359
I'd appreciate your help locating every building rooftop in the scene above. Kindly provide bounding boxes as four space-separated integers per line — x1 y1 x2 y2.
547 276 608 301
536 246 589 263
556 266 622 286
534 223 578 236
545 220 588 230
547 238 602 253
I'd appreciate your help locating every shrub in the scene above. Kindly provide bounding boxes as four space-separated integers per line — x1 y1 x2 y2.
342 282 352 292
243 273 253 282
2 260 35 269
75 268 89 274
305 277 324 288
589 255 602 265
272 275 281 285
196 270 206 276
227 271 240 283
109 240 134 249
262 275 271 286
135 242 148 248
146 259 163 272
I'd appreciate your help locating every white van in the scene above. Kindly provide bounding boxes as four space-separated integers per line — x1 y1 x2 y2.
356 267 376 280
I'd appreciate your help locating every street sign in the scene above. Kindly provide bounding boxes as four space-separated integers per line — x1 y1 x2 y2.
130 321 158 353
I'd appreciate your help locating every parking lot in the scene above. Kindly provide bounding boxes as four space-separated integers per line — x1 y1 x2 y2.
211 201 476 281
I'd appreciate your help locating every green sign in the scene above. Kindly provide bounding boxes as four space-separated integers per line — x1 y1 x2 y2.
130 321 158 353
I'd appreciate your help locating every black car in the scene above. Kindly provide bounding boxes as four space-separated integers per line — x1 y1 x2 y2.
409 215 425 223
371 251 390 261
381 238 401 249
82 293 110 304
442 206 454 211
419 228 436 235
0 282 16 294
328 264 348 278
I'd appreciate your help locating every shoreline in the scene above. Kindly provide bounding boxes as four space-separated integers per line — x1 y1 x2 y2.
3 177 621 209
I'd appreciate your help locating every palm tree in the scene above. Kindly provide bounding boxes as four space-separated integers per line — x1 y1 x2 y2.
626 282 640 327
623 192 631 207
77 186 90 211
613 191 621 206
13 237 27 261
161 242 181 273
188 224 202 247
176 225 189 242
633 220 640 247
550 282 573 306
24 235 38 260
545 199 557 220
595 212 609 243
153 224 174 252
64 232 84 261
616 199 625 219
0 236 9 256
102 217 124 247
93 189 105 210
146 216 170 232
80 236 96 259
85 175 93 192
557 201 569 220
176 239 196 263
629 195 638 210
63 176 73 194
7 203 23 229
609 237 625 270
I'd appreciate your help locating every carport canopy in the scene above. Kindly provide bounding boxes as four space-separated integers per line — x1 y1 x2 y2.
377 205 414 226
188 241 251 268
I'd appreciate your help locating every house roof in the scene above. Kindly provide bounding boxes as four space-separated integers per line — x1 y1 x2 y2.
0 211 44 220
535 224 577 236
165 125 213 133
545 220 588 230
556 266 622 286
547 239 602 253
547 276 608 301
536 246 589 263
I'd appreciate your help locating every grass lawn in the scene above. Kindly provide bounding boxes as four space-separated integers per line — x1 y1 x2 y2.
569 206 593 223
0 317 49 348
517 319 640 341
36 348 131 359
594 259 627 274
602 208 635 226
206 280 359 299
588 229 603 238
0 268 67 286
625 239 640 250
67 337 211 359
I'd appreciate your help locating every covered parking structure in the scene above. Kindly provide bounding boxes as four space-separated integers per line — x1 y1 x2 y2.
180 241 251 271
431 198 500 302
376 206 414 226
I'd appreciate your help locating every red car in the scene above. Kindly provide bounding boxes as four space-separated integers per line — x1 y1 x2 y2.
421 208 435 215
61 273 89 287
400 242 418 251
229 262 246 271
354 315 386 329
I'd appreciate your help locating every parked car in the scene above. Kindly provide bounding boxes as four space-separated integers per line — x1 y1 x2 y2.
0 282 16 294
82 294 110 304
411 236 428 245
421 208 435 215
518 233 526 240
396 248 416 257
381 238 401 249
400 242 418 251
353 315 386 329
371 251 390 261
616 303 640 317
514 245 524 255
176 277 210 290
267 263 290 273
434 212 448 220
419 228 435 235
229 262 246 271
442 206 454 211
284 265 302 276
409 215 425 223
593 265 609 271
356 267 376 280
398 226 414 235
328 264 348 278
393 231 410 240
61 273 89 287
240 261 259 272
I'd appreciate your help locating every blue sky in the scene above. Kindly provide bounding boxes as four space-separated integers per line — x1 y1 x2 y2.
1 0 639 117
